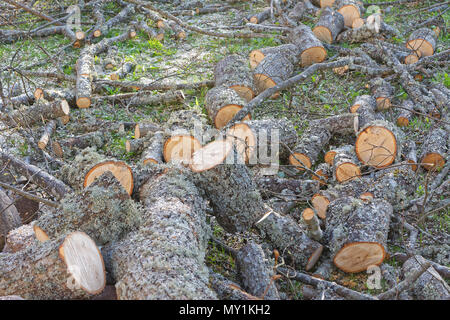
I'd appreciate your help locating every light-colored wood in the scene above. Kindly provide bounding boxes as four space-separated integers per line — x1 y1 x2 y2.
351 17 364 29
311 194 329 219
190 139 233 172
406 39 434 57
163 135 201 165
215 104 251 129
333 242 385 273
226 123 256 163
83 161 134 195
59 231 106 294
312 168 328 185
355 125 397 168
338 4 360 28
324 150 337 165
249 50 265 70
34 88 44 100
313 26 332 44
335 162 360 183
229 85 254 103
33 225 49 242
301 47 327 67
253 74 279 99
421 153 445 171
289 152 312 170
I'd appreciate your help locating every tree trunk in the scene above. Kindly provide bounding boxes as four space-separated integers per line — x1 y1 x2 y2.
289 24 327 66
420 127 447 171
313 7 344 44
335 0 362 28
369 77 394 110
289 126 331 170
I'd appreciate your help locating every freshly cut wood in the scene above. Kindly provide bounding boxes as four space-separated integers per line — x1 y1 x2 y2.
38 120 56 150
351 17 364 29
302 208 323 241
313 7 344 44
209 271 260 300
369 77 393 110
324 197 391 273
84 161 134 196
406 28 437 57
168 20 187 39
355 120 403 168
235 242 280 299
0 188 21 237
311 193 330 219
33 88 77 108
396 99 414 127
332 145 360 183
350 95 376 113
190 139 265 233
125 138 145 154
102 166 217 299
2 224 36 253
248 7 271 24
227 118 298 163
33 171 141 245
214 54 255 102
289 24 327 66
312 162 331 185
205 86 249 129
53 132 109 158
253 52 294 98
0 231 105 299
353 99 384 133
289 127 331 170
402 140 418 171
420 127 447 171
249 44 298 70
335 0 362 28
134 121 162 139
256 211 323 270
402 255 450 300
141 131 164 164
110 62 135 81
132 20 164 41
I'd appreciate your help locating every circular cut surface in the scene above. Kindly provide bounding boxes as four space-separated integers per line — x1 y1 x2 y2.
335 163 361 182
320 0 335 7
289 153 312 170
301 47 327 67
376 97 391 110
313 26 332 44
302 208 315 220
249 50 265 69
215 104 250 129
59 231 106 294
230 85 254 102
34 88 44 100
143 158 158 165
406 39 434 57
324 151 337 165
404 54 419 64
338 5 360 27
33 225 50 242
77 97 91 109
352 17 364 29
190 139 233 172
334 242 385 273
355 125 397 168
422 153 445 171
164 135 201 165
84 161 134 195
253 73 279 98
396 117 409 127
311 194 330 219
226 123 257 163
312 169 328 185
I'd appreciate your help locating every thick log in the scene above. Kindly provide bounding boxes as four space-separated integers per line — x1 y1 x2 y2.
102 165 217 299
332 145 360 183
141 131 164 164
350 94 376 114
34 88 76 108
125 138 145 154
134 121 162 139
235 242 280 299
33 171 141 245
302 208 323 241
402 255 450 300
214 54 255 102
253 52 294 98
205 86 249 129
227 118 298 163
0 189 21 237
324 197 392 273
369 77 394 110
420 127 447 171
312 113 357 135
289 24 327 66
190 139 264 233
2 224 36 253
353 98 384 132
406 28 437 57
289 127 331 171
313 7 344 44
167 20 187 40
249 44 299 70
335 0 362 28
355 119 404 168
0 231 106 299
53 131 109 158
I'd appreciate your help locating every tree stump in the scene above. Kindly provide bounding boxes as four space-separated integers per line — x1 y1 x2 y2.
313 7 344 44
289 24 327 66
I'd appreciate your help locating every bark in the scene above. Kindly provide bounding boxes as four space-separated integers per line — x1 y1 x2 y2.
109 62 136 81
406 28 437 57
313 7 344 44
420 127 447 171
332 145 361 183
249 44 299 70
313 162 332 185
302 208 323 241
102 165 217 299
167 20 187 40
141 131 164 164
254 177 320 197
254 52 294 97
76 48 94 108
38 120 57 150
248 7 271 24
311 113 357 135
53 131 109 158
324 197 392 273
289 126 331 170
134 121 163 139
235 242 280 299
209 271 260 300
0 188 21 237
289 24 327 66
396 99 414 127
205 86 248 129
369 77 394 110
33 171 141 245
96 90 184 108
335 0 362 27
402 140 418 171
2 224 37 253
132 20 163 40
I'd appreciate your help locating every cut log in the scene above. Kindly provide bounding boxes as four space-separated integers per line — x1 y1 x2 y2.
33 171 141 245
406 28 437 57
132 20 164 41
324 197 391 273
125 138 145 154
235 242 280 299
253 52 294 98
335 0 362 28
2 224 36 253
288 0 318 21
332 145 360 183
141 131 164 164
109 62 135 81
313 7 344 44
102 166 217 300
134 121 162 139
76 49 94 108
167 20 187 40
289 127 331 171
205 86 250 129
256 211 323 270
312 162 331 185
53 132 109 158
0 188 21 238
353 99 384 133
402 255 450 300
351 17 364 29
350 94 376 113
289 24 327 66
84 161 134 196
302 208 323 241
249 44 299 70
396 99 414 127
312 259 334 280
369 77 394 110
209 270 260 300
190 139 265 233
33 88 77 108
402 140 418 171
214 54 255 102
227 118 298 163
248 7 271 24
38 120 56 150
420 127 447 171
312 113 357 135
254 176 320 197
355 119 403 168
0 231 106 299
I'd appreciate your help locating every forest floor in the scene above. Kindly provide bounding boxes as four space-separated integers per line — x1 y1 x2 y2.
0 0 449 300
